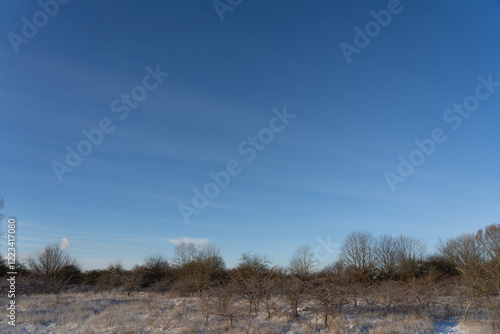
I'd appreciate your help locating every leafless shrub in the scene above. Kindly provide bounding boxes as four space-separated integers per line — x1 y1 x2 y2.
208 272 242 330
98 261 125 293
173 242 226 297
11 224 500 332
281 276 306 318
123 265 143 296
308 276 348 327
261 266 283 320
439 224 500 323
171 242 226 321
236 252 270 314
142 253 171 289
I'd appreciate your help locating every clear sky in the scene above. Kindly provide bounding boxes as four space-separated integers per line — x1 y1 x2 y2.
1 0 499 270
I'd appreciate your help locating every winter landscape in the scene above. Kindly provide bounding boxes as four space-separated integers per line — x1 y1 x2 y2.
1 223 499 333
2 1 500 333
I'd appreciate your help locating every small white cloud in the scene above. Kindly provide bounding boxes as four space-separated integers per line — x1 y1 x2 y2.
166 237 210 247
18 252 31 262
60 237 70 250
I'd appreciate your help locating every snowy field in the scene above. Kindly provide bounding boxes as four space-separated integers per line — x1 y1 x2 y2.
0 291 495 334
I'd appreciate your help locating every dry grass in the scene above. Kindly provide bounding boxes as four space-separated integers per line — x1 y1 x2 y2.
0 291 495 333
459 319 500 334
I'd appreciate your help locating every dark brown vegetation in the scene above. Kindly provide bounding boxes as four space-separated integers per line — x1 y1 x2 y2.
1 223 499 331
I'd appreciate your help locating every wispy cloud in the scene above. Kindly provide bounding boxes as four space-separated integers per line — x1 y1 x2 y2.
166 237 210 247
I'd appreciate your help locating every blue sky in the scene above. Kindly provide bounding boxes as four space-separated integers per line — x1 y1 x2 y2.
1 0 499 270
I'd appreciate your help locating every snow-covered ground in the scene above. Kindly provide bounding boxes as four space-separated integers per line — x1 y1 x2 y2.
434 319 464 334
0 292 494 333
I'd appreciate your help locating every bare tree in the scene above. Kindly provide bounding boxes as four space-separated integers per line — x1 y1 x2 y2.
474 224 500 321
173 243 225 279
438 231 498 320
395 235 426 279
196 244 226 279
172 242 221 296
375 234 399 279
28 243 79 278
288 245 318 280
172 242 198 268
238 252 270 277
477 223 500 263
27 243 80 297
438 233 484 275
340 231 376 280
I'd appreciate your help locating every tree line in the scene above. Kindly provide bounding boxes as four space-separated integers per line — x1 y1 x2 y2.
1 223 499 329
